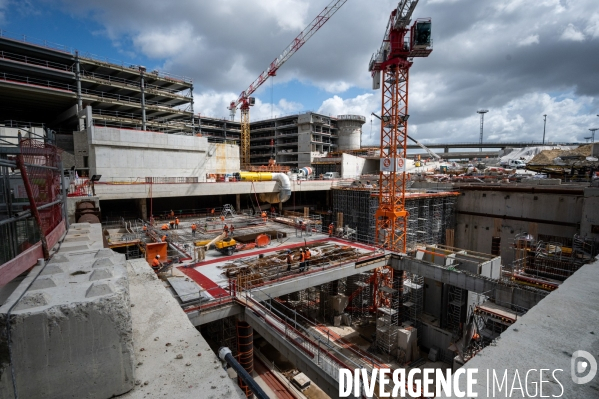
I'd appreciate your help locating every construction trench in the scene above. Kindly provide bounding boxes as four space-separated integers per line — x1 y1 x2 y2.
95 183 599 398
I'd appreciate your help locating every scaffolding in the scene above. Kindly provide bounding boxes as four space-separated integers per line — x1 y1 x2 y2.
347 273 372 324
331 188 459 250
204 316 238 357
447 285 466 338
402 272 423 335
375 268 401 355
511 233 599 282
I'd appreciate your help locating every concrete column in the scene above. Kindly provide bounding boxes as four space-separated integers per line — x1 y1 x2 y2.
279 202 283 213
236 194 241 212
75 51 84 131
444 146 449 153
137 198 148 220
190 86 194 133
140 70 146 131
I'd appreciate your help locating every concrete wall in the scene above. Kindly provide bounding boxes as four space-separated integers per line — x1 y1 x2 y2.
88 126 240 179
455 188 584 265
580 188 599 239
341 153 366 178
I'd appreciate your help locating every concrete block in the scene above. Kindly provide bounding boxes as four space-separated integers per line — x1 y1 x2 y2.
333 315 342 327
0 224 134 399
398 327 417 362
331 294 349 312
292 372 311 390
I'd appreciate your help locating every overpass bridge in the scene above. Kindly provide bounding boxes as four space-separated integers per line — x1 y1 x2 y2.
406 141 581 151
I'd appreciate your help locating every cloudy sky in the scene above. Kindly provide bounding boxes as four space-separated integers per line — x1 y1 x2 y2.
1 0 598 145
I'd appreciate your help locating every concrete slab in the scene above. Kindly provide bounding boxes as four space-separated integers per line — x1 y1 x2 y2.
120 259 245 399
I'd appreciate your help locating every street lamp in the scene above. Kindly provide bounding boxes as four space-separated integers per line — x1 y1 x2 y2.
590 128 598 143
477 109 489 152
542 114 547 145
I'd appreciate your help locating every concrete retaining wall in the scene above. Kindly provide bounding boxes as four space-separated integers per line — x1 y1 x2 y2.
0 223 135 399
88 126 240 179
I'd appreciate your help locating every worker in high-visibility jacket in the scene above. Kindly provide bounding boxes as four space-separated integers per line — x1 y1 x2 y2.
299 249 306 272
161 223 169 230
191 223 197 237
175 217 180 229
169 220 175 229
261 211 267 222
304 247 311 270
151 255 162 272
142 225 147 232
223 224 229 236
161 233 168 243
328 223 334 237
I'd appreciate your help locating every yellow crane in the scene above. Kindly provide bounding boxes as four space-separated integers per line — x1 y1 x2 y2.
228 0 349 169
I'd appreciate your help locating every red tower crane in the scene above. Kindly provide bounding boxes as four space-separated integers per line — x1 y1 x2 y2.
228 0 349 168
369 0 432 252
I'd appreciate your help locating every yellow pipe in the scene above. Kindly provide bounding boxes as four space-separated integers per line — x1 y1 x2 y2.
238 172 274 181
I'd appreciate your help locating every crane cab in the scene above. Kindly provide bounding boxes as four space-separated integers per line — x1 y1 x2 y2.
410 18 432 57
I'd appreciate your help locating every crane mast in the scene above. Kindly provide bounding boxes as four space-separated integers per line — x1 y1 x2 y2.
370 0 432 253
229 0 348 168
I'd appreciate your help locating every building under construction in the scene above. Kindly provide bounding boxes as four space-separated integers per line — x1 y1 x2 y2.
1 4 599 399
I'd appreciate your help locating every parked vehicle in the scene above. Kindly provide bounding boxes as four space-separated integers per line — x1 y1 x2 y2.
501 159 526 169
323 172 340 179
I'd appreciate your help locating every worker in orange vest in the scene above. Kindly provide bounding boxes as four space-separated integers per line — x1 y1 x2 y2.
151 255 162 272
223 224 229 236
304 247 311 270
161 233 168 242
298 249 306 272
191 223 197 237
175 217 180 229
230 225 235 235
169 220 175 229
261 211 267 222
161 223 169 230
328 223 334 237
142 224 147 232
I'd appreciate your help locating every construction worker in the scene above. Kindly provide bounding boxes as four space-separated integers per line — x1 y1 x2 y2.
223 224 229 236
151 255 162 272
161 223 169 230
220 215 225 222
270 205 276 214
261 211 267 222
169 220 175 229
175 217 180 229
169 209 175 218
230 225 235 235
142 224 147 232
304 247 311 270
328 222 334 237
161 233 168 242
299 249 306 272
286 250 292 272
191 223 197 237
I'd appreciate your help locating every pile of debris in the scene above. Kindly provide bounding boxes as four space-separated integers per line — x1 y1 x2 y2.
529 144 594 165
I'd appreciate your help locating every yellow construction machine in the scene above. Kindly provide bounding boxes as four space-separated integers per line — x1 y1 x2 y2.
195 232 237 256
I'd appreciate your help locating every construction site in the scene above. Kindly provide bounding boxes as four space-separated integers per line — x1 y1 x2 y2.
1 1 599 399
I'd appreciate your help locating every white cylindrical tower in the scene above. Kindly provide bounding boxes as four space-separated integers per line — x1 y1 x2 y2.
336 115 366 151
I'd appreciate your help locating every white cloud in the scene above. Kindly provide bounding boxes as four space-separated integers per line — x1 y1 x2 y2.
517 34 539 46
560 23 585 41
132 23 195 59
0 0 8 23
584 13 599 38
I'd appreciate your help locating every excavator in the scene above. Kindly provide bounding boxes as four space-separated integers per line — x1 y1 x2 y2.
194 232 237 256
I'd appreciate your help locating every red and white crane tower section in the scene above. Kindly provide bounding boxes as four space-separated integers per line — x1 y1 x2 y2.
369 0 432 252
228 0 348 168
